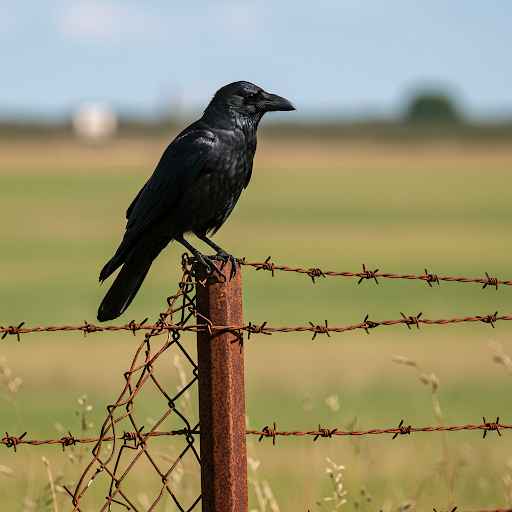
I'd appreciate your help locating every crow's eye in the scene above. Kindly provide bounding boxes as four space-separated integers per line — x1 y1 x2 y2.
246 91 260 101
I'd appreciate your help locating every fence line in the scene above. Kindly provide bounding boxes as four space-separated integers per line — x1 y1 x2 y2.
250 417 505 442
1 310 509 341
239 257 508 288
2 418 507 451
3 255 512 511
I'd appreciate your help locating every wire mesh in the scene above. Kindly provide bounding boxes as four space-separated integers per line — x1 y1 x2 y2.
64 262 201 511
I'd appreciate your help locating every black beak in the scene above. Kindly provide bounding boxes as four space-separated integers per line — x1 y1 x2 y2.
261 91 295 112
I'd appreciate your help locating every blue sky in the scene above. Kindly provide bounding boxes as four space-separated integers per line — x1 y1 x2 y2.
1 1 511 119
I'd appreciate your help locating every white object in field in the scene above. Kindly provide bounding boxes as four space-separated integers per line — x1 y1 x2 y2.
72 103 118 140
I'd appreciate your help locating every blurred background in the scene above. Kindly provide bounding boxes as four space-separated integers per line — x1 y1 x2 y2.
2 1 512 510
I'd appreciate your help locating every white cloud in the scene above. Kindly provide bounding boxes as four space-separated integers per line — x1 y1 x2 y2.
57 1 164 43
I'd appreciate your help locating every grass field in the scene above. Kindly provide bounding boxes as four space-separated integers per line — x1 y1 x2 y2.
1 134 512 511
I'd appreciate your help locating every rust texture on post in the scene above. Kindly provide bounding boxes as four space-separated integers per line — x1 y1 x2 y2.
196 260 248 512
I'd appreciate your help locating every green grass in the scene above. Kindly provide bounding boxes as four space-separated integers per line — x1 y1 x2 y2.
1 138 512 510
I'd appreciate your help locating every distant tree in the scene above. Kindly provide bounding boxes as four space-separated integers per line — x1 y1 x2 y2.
405 90 462 124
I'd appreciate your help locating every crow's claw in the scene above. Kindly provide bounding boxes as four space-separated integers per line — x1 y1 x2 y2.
193 253 210 273
200 254 229 282
216 251 238 279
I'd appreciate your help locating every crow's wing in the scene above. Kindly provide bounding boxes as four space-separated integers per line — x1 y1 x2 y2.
99 128 218 282
125 185 144 220
125 128 217 239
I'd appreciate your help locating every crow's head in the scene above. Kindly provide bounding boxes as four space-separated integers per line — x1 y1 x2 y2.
209 81 295 118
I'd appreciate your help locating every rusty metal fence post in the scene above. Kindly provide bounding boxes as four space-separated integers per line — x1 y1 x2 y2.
196 260 248 512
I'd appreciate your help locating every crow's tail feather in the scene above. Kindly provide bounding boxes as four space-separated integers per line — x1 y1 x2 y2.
99 256 121 284
97 245 158 322
99 240 130 283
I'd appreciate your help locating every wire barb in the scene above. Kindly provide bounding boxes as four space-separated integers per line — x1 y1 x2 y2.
2 432 27 452
247 321 269 339
483 272 499 290
480 311 498 328
392 420 411 439
313 425 338 441
127 318 148 336
483 417 501 438
362 314 380 334
1 321 25 341
357 263 379 285
308 320 330 340
60 432 78 451
258 423 278 445
81 320 101 336
254 255 276 276
423 268 440 287
307 267 326 283
400 312 423 330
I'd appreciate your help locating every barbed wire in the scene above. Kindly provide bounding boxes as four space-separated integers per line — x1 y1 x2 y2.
238 257 508 289
2 417 507 451
0 429 199 451
250 417 505 444
1 311 510 342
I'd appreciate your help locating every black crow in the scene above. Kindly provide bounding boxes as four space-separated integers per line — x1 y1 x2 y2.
97 81 295 322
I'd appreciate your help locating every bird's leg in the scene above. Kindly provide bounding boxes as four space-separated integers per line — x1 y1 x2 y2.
176 236 224 279
196 233 238 279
